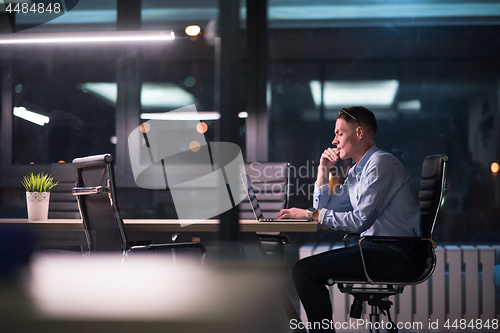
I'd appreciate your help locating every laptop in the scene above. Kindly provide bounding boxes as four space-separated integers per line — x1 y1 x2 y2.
240 174 310 222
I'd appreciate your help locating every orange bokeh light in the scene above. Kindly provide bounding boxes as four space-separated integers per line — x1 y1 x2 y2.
196 122 208 133
140 122 150 133
491 162 499 173
189 140 201 152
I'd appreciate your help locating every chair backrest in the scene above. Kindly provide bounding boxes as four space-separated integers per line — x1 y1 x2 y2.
72 154 128 253
419 154 449 239
48 163 81 219
239 162 290 219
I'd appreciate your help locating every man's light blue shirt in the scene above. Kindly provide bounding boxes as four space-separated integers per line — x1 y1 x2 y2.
313 145 420 237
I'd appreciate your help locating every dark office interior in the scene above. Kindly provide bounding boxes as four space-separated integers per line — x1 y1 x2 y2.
1 1 499 244
0 1 500 331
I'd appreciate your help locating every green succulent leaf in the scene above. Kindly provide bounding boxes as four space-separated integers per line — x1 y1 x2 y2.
22 173 59 192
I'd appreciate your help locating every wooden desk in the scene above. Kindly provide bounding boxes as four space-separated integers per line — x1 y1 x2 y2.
0 218 319 233
0 218 319 260
0 218 311 332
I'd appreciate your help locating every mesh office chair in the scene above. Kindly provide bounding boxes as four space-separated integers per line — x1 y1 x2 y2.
72 153 206 259
327 154 449 333
239 162 291 219
239 162 291 261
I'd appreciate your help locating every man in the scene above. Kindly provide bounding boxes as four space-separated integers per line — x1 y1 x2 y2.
277 106 420 332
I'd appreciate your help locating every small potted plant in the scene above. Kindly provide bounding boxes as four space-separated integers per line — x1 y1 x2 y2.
22 173 58 221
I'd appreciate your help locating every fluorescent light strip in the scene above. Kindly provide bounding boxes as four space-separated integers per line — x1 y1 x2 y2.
309 81 322 107
310 80 399 107
13 107 50 126
141 111 248 120
269 4 500 20
0 31 175 44
81 82 197 108
397 99 421 112
141 111 220 121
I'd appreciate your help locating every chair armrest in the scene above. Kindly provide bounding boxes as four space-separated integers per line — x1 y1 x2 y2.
359 236 423 242
72 186 110 195
359 236 436 251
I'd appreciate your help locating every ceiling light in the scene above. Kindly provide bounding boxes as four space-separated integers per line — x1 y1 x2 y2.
270 4 500 21
491 162 499 173
81 82 197 108
13 107 50 126
310 80 399 108
0 30 174 44
185 25 201 36
309 81 322 107
140 112 220 121
238 112 248 118
397 100 421 113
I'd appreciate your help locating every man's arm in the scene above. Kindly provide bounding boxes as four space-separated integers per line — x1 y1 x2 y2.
277 176 353 221
314 178 352 211
321 156 406 233
277 147 342 220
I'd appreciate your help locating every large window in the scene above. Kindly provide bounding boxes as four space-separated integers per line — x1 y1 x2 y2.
268 1 500 244
11 46 117 165
2 0 499 244
0 0 222 219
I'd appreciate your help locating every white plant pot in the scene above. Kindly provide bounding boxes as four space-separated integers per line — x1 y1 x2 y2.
26 192 50 221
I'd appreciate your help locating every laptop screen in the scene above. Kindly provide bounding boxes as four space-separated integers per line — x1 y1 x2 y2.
240 174 264 220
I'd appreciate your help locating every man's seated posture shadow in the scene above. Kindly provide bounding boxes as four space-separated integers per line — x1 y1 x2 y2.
278 106 421 333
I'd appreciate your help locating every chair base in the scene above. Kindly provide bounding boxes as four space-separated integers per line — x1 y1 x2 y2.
336 283 403 333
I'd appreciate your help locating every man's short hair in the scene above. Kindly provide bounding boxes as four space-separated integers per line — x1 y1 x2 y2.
336 106 377 138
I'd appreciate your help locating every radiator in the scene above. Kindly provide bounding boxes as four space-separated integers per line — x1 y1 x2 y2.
299 244 500 331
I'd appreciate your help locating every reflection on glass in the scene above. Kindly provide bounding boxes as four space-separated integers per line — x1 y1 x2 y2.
12 51 116 165
81 82 197 108
310 80 399 109
13 107 50 126
269 1 500 244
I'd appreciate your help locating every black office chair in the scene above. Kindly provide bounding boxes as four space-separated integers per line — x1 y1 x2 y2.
48 162 81 219
239 162 291 261
327 154 449 333
72 153 206 260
